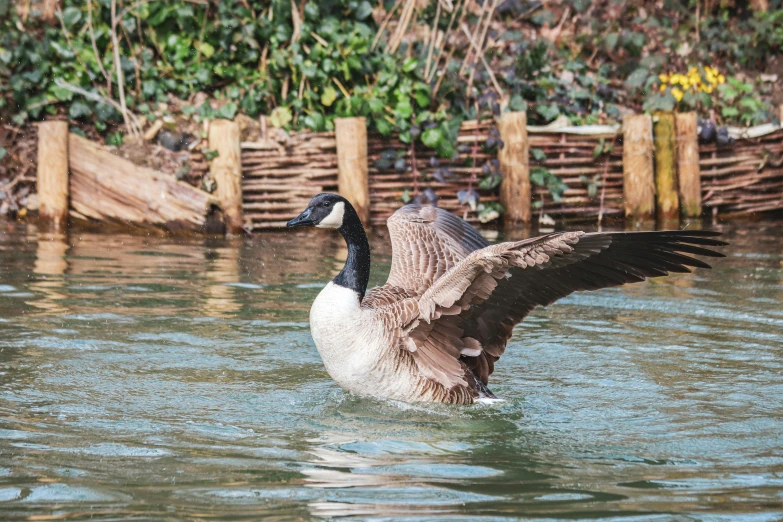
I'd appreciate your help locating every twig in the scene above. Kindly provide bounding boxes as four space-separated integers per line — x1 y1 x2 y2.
196 2 210 65
410 138 419 197
372 0 404 50
57 6 103 95
465 0 498 97
459 1 489 77
388 0 416 54
460 23 504 98
311 32 328 47
87 0 111 92
428 0 464 83
113 0 155 29
54 79 143 136
111 0 138 139
468 103 480 193
332 77 350 98
597 136 617 226
424 1 441 80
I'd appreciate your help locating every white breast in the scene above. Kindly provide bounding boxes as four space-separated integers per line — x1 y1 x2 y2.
309 283 379 392
309 282 418 400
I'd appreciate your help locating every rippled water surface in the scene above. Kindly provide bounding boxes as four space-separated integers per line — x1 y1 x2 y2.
0 219 781 521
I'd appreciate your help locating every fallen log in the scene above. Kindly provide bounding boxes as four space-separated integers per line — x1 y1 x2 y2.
68 133 220 232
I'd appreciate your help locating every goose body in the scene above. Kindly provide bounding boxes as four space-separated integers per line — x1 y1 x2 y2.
288 193 726 405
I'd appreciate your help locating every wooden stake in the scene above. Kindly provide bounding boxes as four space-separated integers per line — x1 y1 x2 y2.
653 112 679 221
36 121 70 228
498 111 530 224
209 119 244 234
622 114 655 220
335 117 370 225
675 112 702 217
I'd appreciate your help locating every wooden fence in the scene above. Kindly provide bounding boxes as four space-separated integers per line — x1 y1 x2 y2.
35 111 783 233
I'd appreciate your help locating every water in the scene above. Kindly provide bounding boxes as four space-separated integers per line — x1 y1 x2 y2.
0 219 781 520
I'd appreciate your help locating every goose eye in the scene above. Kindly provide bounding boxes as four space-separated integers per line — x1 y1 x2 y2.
324 202 331 208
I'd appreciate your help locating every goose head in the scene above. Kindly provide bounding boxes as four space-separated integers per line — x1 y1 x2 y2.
287 193 354 230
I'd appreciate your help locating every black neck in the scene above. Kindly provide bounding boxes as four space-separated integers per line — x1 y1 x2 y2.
332 210 371 301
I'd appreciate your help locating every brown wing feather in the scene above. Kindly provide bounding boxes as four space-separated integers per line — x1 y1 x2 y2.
410 230 727 388
385 205 489 294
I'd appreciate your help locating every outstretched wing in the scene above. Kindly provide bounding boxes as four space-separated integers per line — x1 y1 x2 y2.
384 205 489 294
406 230 727 389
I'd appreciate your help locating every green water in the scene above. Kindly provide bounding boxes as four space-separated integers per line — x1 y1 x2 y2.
0 219 781 521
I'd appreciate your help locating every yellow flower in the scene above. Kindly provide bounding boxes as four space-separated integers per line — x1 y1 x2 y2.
718 74 725 84
659 73 670 83
670 73 683 85
704 85 714 94
660 84 667 92
688 67 698 76
671 87 684 102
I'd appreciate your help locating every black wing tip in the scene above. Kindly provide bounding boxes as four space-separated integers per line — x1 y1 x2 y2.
608 230 729 249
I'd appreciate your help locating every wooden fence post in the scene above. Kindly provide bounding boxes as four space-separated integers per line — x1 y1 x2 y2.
498 111 531 225
36 121 70 228
335 117 370 226
653 112 679 221
622 114 655 220
675 112 702 217
208 119 244 234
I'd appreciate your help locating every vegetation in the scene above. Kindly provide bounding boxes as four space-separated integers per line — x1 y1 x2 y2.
1 0 781 216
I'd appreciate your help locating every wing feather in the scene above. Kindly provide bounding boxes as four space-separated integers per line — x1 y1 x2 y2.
385 205 489 293
408 229 726 388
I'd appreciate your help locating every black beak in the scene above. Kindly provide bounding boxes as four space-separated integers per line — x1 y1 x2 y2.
287 207 315 228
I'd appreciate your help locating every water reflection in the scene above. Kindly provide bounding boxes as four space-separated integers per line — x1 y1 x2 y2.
0 219 781 520
203 240 243 317
26 231 69 314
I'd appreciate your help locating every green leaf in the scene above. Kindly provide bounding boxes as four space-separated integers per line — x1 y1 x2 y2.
536 103 559 122
198 42 215 58
50 85 73 102
269 106 293 128
0 147 7 162
62 6 82 26
303 112 325 131
403 58 418 72
721 106 739 118
394 99 413 120
401 188 412 203
531 148 547 162
479 175 501 190
421 128 443 148
50 41 74 59
106 131 123 147
368 98 384 113
321 87 338 107
509 94 527 112
414 90 429 108
355 1 373 20
604 32 619 50
624 67 649 89
216 102 238 120
68 101 91 119
642 93 676 112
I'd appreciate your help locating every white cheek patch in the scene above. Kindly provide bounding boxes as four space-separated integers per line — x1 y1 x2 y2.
316 201 345 229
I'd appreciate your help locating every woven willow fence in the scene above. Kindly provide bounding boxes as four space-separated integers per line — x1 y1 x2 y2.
700 129 783 216
238 119 626 230
237 118 782 231
34 114 783 233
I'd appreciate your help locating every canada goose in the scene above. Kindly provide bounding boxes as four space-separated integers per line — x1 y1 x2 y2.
287 193 726 405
